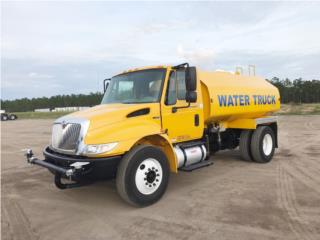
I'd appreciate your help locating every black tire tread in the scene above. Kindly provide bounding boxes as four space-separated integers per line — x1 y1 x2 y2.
239 130 253 161
251 126 274 163
116 145 147 206
1 115 8 121
116 144 170 207
9 114 17 120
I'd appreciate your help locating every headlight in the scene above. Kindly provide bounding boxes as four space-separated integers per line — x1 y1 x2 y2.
82 142 118 155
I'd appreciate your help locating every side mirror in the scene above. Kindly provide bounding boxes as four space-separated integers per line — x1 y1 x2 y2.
103 79 111 92
186 91 197 103
185 67 197 91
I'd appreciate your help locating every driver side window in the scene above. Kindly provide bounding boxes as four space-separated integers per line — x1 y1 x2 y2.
165 71 177 105
177 70 186 100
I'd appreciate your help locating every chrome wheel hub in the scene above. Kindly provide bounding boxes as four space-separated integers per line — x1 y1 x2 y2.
262 133 273 156
135 158 162 195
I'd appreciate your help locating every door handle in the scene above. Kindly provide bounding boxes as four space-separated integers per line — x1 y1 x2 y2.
194 114 199 126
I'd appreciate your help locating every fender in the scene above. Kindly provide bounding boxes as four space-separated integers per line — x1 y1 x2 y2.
134 134 178 173
85 119 178 172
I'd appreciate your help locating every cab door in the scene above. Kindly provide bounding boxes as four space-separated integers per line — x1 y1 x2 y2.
161 69 203 143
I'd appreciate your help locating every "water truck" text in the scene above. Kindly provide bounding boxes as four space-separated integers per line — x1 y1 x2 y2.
217 95 276 107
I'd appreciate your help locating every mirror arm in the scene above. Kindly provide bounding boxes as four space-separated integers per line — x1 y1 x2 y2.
103 78 111 92
172 62 189 69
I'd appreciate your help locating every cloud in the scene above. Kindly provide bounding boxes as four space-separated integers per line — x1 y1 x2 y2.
28 72 54 79
139 20 195 34
176 45 215 69
1 1 320 100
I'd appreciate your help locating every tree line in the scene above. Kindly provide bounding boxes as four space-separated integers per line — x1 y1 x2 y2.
1 92 103 112
268 78 320 103
1 78 320 112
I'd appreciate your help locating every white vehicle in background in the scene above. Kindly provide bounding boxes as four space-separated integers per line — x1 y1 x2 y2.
0 110 18 121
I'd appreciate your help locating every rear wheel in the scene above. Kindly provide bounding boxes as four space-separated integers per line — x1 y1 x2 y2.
239 130 253 161
9 114 17 120
116 145 170 207
250 126 275 163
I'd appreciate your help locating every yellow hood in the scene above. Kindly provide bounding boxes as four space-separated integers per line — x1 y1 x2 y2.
66 103 162 145
69 104 143 129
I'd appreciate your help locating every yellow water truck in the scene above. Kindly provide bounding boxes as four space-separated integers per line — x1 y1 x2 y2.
25 63 280 206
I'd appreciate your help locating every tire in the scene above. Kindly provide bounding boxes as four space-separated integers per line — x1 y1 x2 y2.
239 130 253 161
250 126 275 163
9 114 17 120
1 115 8 121
116 144 170 207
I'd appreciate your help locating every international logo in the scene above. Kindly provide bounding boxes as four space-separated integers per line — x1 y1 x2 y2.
61 121 68 129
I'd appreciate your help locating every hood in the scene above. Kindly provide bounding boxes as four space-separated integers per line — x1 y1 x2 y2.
63 103 159 131
52 103 162 155
67 103 150 129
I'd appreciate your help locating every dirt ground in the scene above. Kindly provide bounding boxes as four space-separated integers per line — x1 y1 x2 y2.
1 116 320 240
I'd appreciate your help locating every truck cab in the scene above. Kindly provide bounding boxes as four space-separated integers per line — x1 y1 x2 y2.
26 63 280 207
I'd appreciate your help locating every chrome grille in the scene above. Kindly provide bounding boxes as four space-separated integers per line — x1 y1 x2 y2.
51 123 81 151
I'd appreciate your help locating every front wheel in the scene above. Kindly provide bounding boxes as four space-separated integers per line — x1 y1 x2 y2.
1 115 8 121
116 145 170 207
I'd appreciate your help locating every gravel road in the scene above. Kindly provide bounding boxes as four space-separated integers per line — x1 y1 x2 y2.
1 116 320 240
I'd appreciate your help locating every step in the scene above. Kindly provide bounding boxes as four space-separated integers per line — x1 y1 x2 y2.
179 160 213 172
177 141 205 149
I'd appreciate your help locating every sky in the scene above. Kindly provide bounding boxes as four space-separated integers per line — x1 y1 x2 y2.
1 1 320 100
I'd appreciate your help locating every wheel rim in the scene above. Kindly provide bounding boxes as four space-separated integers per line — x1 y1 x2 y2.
262 133 273 156
135 158 163 195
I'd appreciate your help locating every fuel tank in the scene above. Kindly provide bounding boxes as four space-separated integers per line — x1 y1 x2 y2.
199 70 280 123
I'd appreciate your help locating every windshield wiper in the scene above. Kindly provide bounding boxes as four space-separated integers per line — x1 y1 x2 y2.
122 101 154 104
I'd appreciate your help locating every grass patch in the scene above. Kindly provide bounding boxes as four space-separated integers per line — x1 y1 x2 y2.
277 103 320 115
13 111 73 119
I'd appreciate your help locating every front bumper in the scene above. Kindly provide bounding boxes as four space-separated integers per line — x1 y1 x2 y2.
25 147 122 189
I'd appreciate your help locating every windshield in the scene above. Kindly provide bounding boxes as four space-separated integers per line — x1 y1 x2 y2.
101 69 166 104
